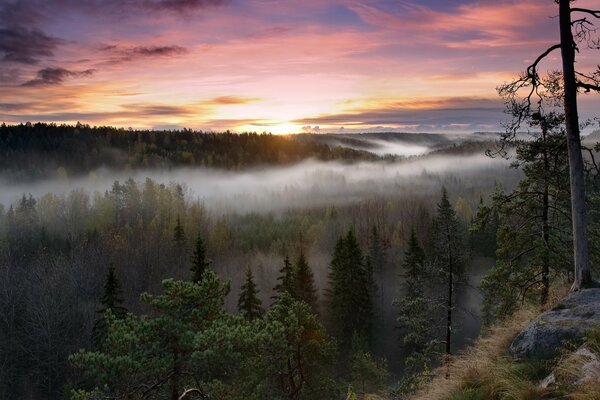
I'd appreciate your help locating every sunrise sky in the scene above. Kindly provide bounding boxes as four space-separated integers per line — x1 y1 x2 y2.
1 0 599 134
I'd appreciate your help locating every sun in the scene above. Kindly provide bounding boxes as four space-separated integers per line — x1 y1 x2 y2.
237 122 305 135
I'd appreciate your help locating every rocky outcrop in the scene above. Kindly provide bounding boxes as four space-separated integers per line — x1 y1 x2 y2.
539 346 600 388
510 288 600 359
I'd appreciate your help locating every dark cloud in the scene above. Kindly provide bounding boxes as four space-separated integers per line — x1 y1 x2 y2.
293 97 505 130
100 45 188 64
142 0 227 12
0 101 202 122
0 102 36 112
125 103 195 117
22 68 96 86
0 27 63 64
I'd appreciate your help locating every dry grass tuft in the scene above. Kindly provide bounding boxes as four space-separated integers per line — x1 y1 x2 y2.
410 306 538 400
410 284 570 400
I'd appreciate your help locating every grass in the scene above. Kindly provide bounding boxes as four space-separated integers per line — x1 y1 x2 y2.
410 284 572 400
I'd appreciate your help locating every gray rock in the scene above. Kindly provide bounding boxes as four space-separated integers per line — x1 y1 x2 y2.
510 288 600 359
539 372 556 388
574 346 600 385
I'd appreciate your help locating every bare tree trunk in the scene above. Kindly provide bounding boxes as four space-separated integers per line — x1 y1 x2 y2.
559 0 593 290
541 128 550 305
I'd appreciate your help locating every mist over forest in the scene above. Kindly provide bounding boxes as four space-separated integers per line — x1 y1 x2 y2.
0 123 526 398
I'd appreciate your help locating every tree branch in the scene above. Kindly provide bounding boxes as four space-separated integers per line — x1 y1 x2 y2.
577 81 600 92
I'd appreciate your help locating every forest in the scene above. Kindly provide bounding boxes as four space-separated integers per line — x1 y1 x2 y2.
2 1 600 398
3 117 600 399
0 123 379 182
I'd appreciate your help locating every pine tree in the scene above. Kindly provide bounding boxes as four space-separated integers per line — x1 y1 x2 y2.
395 228 438 384
92 263 127 349
173 215 186 270
272 255 295 301
433 187 467 357
173 214 185 245
328 228 375 352
293 250 319 315
238 266 264 320
478 112 571 323
191 233 210 283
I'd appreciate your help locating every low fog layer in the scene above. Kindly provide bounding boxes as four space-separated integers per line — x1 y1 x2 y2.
304 131 501 157
0 153 513 213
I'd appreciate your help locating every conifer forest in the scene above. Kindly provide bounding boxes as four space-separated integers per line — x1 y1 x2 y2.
1 1 600 399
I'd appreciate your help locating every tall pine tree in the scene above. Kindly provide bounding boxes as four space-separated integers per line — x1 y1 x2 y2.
293 250 319 315
92 263 127 349
272 254 295 301
478 112 571 322
395 228 438 387
433 187 466 357
238 266 264 320
328 229 375 352
191 233 210 283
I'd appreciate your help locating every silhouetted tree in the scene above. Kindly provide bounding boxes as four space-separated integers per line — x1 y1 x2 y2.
498 0 600 290
478 112 572 322
92 264 127 349
395 228 438 393
173 215 185 245
293 251 319 315
191 233 210 283
273 255 295 301
238 266 264 320
433 188 467 357
328 229 375 352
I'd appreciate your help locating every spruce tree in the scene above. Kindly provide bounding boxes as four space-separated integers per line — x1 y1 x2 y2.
433 187 466 357
395 228 437 384
92 263 127 349
273 254 295 301
328 228 375 352
238 266 264 320
191 233 210 283
173 215 186 270
293 250 319 314
173 214 185 245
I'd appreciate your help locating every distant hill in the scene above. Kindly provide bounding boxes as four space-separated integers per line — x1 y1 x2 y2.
0 123 379 182
297 131 500 156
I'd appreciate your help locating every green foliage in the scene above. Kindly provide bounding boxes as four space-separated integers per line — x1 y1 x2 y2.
245 293 340 400
346 385 358 400
293 251 319 315
478 113 571 323
191 233 210 283
0 123 379 181
394 229 439 397
71 274 340 400
71 271 240 399
238 266 264 320
273 254 295 300
92 264 127 349
350 335 388 394
433 187 468 355
395 229 438 379
328 228 375 352
172 214 185 246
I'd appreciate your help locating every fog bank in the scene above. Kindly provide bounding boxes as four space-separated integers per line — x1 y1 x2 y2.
0 153 514 213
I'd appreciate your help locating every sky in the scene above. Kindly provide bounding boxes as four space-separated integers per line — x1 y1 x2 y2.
0 0 599 134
